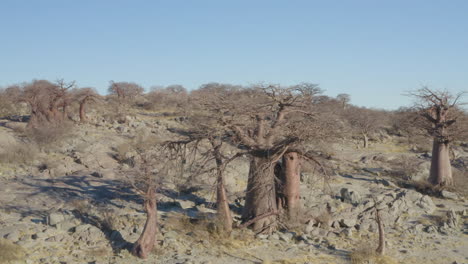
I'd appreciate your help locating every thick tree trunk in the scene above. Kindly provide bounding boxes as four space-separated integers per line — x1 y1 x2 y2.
282 152 301 219
429 139 453 186
242 156 278 233
363 133 369 148
216 171 233 233
132 188 158 259
210 140 233 233
79 102 86 122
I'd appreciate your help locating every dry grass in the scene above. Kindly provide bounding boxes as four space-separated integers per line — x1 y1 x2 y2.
26 123 73 150
417 213 449 227
0 238 27 263
314 211 332 228
349 246 398 264
0 142 38 165
86 246 110 257
114 142 134 165
100 209 118 231
164 213 256 250
449 168 468 198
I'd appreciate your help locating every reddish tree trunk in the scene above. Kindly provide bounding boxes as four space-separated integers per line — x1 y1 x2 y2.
429 139 453 186
212 144 233 233
282 152 301 219
79 101 86 122
216 171 233 233
132 188 158 259
375 207 385 255
242 156 278 233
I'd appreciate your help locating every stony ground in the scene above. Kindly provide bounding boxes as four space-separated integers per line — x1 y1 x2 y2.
0 113 466 264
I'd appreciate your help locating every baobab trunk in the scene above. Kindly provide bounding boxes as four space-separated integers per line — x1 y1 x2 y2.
132 188 158 259
242 156 278 233
216 171 232 233
281 152 301 219
429 139 453 186
363 133 369 148
79 102 86 122
210 140 233 233
213 146 233 233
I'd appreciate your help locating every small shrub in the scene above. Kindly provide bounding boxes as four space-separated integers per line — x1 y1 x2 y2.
26 123 73 149
0 142 38 165
101 209 118 231
349 246 398 264
450 168 468 198
314 211 332 228
69 199 92 216
0 238 27 263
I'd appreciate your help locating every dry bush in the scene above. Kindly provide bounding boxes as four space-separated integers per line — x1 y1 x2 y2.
314 211 332 229
399 180 443 197
143 85 188 112
349 245 397 264
69 199 92 216
114 142 135 165
385 157 423 181
86 246 110 258
100 209 118 231
449 168 468 197
25 122 73 149
165 213 255 244
418 213 449 227
0 238 27 263
0 142 38 165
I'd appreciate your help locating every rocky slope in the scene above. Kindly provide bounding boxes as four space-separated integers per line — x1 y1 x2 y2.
0 113 466 264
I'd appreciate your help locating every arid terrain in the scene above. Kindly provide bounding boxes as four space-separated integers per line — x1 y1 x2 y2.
0 95 467 264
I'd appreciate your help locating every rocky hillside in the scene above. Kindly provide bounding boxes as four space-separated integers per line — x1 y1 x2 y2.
0 112 467 264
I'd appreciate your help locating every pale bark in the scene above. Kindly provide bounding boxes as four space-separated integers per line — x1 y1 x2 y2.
363 133 369 148
429 140 453 186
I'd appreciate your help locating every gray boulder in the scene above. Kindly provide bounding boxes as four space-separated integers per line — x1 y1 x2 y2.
340 188 362 205
441 190 459 200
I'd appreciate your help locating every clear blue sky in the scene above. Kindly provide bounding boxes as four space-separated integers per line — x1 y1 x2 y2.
1 0 467 109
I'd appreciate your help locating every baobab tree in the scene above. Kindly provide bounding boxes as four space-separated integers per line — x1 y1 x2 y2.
336 93 351 110
409 87 467 186
123 135 168 259
345 106 383 148
177 85 249 233
146 84 188 111
71 87 100 123
108 81 144 102
191 83 332 233
19 79 75 128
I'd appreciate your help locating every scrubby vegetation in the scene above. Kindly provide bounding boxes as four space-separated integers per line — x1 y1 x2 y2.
0 80 466 263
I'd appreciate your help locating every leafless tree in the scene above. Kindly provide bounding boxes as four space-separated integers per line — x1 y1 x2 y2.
336 93 351 110
408 87 467 186
71 87 100 123
108 81 144 102
122 135 170 259
146 84 188 111
19 79 75 128
0 86 22 117
345 106 384 148
191 83 334 233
